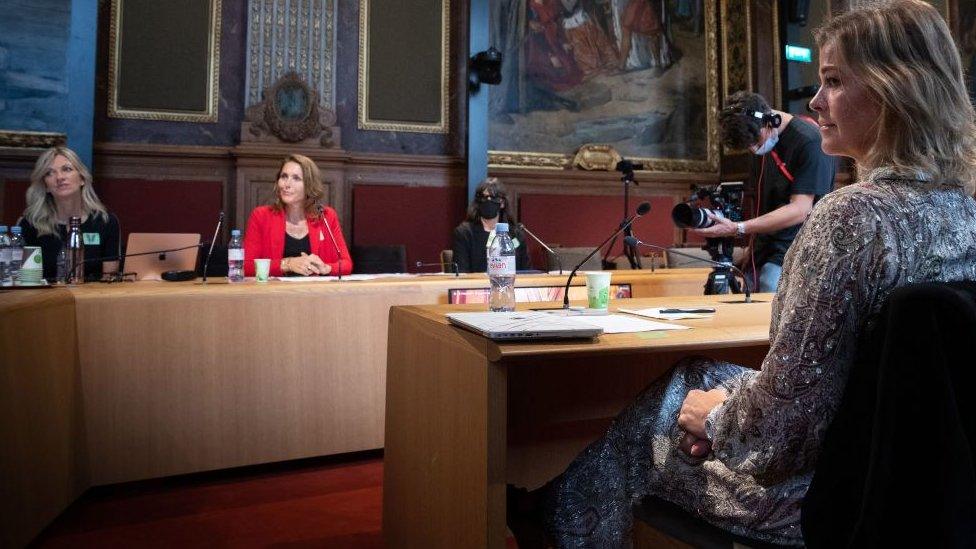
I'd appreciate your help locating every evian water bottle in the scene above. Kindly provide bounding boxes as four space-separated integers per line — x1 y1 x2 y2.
487 222 516 312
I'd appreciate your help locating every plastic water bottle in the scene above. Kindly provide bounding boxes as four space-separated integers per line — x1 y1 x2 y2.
227 229 245 282
56 246 67 283
0 226 10 286
9 226 24 284
487 222 516 312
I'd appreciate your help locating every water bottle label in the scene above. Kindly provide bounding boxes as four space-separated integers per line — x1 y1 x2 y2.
0 249 10 262
12 250 23 261
487 255 515 276
228 249 244 261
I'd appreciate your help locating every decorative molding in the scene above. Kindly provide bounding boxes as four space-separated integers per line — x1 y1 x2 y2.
488 0 719 174
721 0 752 100
0 131 67 148
107 0 222 122
772 0 782 110
357 0 451 133
245 0 337 110
573 144 623 171
241 72 341 145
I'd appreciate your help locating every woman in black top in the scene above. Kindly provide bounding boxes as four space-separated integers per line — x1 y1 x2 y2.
452 177 530 273
18 147 120 281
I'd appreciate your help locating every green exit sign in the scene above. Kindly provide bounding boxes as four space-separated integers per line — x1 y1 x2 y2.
785 45 812 63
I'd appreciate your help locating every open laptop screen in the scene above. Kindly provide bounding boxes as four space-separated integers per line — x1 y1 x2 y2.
123 233 201 281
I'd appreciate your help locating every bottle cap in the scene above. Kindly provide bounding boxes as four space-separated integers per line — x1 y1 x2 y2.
231 229 241 236
11 226 20 234
495 222 508 233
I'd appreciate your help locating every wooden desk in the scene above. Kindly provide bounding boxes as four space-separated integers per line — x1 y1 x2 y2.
382 294 773 548
0 269 710 547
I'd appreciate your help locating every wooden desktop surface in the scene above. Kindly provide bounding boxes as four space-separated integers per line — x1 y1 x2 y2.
383 294 774 548
0 268 712 547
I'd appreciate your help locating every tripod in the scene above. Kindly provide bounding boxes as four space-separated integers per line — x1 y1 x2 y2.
604 160 643 270
702 237 744 295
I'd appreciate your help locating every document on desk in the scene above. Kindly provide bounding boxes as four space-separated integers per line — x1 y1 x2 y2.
574 314 689 334
274 273 417 282
618 307 715 320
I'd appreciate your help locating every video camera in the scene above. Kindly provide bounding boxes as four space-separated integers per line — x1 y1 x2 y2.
670 182 746 295
671 181 744 229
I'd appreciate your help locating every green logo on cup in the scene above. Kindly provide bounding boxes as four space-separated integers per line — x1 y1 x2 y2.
32 254 42 265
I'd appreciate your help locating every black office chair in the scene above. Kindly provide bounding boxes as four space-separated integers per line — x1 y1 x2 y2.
802 281 976 548
351 244 406 274
634 281 976 548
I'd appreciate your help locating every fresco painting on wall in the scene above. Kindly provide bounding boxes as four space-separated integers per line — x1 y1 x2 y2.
961 1 976 103
488 0 718 173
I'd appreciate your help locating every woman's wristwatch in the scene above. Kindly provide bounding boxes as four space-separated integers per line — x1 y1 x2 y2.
735 222 746 236
281 257 291 273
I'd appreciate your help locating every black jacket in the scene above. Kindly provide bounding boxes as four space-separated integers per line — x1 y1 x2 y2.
452 220 530 273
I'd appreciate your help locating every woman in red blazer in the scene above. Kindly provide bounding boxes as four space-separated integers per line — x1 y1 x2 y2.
243 154 353 277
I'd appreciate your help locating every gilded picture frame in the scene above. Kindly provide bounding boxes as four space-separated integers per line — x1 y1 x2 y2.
487 0 719 173
107 0 222 122
357 0 451 133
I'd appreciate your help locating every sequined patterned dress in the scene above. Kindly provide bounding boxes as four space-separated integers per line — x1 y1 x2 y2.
544 171 976 547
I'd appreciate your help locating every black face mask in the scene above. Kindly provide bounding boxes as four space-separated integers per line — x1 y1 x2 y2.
478 200 501 219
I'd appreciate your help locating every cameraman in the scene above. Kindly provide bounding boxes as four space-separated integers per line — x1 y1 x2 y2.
692 91 835 292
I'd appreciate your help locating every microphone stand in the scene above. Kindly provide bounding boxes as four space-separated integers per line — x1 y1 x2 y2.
518 222 561 275
202 211 224 283
624 236 753 303
415 261 459 277
317 205 344 280
563 202 650 309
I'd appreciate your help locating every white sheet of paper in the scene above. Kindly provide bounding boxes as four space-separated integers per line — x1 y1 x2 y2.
274 273 418 282
566 314 688 334
618 307 714 320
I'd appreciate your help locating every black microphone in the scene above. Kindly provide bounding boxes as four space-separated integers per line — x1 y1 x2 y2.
317 204 344 280
623 236 753 303
202 211 224 283
415 260 459 277
517 222 562 275
562 201 651 309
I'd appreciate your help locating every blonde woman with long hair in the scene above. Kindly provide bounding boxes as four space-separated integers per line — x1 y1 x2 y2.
18 147 120 281
507 2 976 547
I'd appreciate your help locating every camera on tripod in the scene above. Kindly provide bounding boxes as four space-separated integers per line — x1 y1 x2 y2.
670 182 746 295
671 181 744 229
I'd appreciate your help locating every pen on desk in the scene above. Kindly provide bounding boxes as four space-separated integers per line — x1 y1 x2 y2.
659 308 716 314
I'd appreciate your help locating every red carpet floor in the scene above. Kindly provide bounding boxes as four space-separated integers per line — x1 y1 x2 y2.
33 452 385 548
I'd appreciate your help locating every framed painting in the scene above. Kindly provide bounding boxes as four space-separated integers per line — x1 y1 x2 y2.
358 0 451 133
959 0 976 103
108 0 222 122
488 0 719 173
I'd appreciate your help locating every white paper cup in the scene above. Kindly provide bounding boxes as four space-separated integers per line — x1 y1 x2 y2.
585 271 612 309
254 258 271 282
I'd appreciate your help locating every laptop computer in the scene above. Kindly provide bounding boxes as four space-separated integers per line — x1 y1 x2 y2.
124 233 201 281
446 311 603 341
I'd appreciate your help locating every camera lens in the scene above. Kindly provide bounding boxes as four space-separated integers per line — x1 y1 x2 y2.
671 203 714 229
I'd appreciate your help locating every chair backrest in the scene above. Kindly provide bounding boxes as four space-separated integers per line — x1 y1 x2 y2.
440 249 455 273
553 246 602 272
802 281 976 547
351 244 407 274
